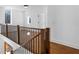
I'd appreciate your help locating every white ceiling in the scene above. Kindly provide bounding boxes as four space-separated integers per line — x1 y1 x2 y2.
0 5 24 8
0 5 48 11
0 5 25 11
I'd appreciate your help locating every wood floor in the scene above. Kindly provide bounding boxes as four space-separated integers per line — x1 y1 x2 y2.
49 42 79 54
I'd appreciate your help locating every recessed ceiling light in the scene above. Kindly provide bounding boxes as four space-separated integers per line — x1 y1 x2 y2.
24 5 29 8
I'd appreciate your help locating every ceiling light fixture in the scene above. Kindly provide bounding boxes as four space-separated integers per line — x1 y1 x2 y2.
24 5 29 8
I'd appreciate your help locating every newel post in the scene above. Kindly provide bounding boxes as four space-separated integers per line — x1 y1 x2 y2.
17 25 20 44
45 28 50 54
40 29 45 53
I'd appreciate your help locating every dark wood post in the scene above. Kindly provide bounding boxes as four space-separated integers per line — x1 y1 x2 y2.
6 24 8 37
17 25 20 44
40 29 45 54
45 28 50 54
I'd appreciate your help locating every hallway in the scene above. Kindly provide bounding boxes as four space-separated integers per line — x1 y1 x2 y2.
0 5 79 54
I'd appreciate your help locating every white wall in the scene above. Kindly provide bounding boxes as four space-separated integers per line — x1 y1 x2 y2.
24 5 47 28
0 5 24 26
0 6 24 26
47 5 79 49
0 7 5 24
12 8 24 26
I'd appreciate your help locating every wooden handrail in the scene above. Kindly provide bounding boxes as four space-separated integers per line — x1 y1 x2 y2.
20 26 43 30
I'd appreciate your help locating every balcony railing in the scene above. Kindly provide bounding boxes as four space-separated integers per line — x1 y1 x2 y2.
0 24 50 54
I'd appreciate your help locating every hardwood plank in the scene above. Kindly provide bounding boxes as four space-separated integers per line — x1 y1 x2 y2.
49 42 79 54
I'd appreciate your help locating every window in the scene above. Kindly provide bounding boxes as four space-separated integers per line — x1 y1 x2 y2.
5 8 11 24
27 16 31 24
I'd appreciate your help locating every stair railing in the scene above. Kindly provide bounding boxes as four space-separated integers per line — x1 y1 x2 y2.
0 24 50 54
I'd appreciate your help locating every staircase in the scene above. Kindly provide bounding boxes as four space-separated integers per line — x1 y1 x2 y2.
0 24 49 54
